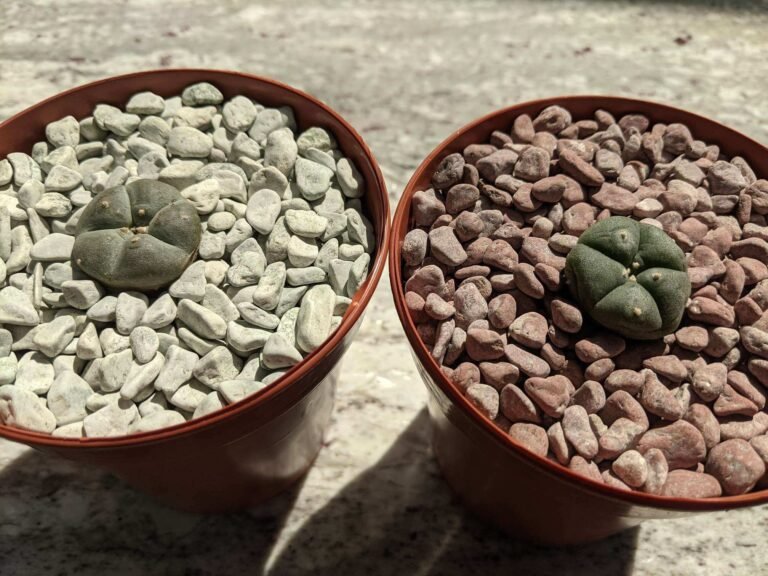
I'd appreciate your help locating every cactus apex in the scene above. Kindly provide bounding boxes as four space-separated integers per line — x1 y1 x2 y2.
72 179 202 292
565 216 691 340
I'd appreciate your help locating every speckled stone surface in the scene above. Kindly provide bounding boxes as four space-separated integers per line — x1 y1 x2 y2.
2 0 768 574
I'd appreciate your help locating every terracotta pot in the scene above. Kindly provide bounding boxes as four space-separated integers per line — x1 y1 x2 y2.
389 96 768 545
0 69 390 512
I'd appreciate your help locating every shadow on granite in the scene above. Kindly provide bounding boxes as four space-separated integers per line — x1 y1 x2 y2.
0 410 637 575
0 445 300 575
269 409 638 576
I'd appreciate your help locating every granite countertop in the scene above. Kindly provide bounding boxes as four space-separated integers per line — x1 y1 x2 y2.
2 0 768 574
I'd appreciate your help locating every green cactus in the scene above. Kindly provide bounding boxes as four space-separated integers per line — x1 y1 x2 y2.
564 216 691 340
72 179 201 291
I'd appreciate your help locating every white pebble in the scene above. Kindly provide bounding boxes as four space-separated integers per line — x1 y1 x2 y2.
99 348 134 393
0 385 56 433
285 209 328 238
246 188 282 235
177 299 227 340
170 380 211 412
262 333 303 369
237 302 280 330
83 398 138 437
121 353 164 400
0 286 40 326
193 391 225 419
138 392 168 417
264 127 298 176
207 211 237 232
76 322 103 360
0 354 17 385
62 280 104 310
129 410 185 433
347 253 371 296
86 295 117 322
167 126 213 159
47 371 92 426
115 291 149 335
227 251 266 287
46 115 80 147
193 346 242 388
139 293 177 329
181 82 223 106
251 261 286 311
295 158 333 201
130 326 160 364
329 259 353 295
201 284 239 322
337 157 364 198
296 284 335 353
15 351 55 394
155 345 199 395
287 236 318 267
226 321 270 353
222 96 257 132
286 266 326 286
32 315 76 357
18 180 44 209
30 233 74 262
126 91 165 115
52 421 84 438
169 260 207 301
219 379 266 404
45 165 82 192
181 178 221 214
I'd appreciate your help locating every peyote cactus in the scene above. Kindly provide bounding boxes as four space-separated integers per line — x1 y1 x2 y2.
72 179 201 291
564 216 691 340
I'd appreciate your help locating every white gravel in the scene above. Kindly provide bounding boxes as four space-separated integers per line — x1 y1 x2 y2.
0 82 373 438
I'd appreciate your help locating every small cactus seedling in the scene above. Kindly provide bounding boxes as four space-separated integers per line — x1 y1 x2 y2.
564 216 691 340
72 179 202 291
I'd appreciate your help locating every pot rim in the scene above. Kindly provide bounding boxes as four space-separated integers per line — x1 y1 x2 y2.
389 94 768 512
0 68 390 448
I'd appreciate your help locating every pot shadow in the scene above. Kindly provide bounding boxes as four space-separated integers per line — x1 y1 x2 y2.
0 443 301 576
268 409 639 576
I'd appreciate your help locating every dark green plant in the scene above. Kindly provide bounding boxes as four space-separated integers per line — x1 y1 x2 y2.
72 179 201 291
564 216 691 340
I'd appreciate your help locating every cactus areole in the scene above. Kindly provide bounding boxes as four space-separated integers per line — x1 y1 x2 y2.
564 216 691 340
72 179 202 291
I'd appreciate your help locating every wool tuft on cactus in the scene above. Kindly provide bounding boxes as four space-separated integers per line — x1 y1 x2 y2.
564 216 691 340
72 179 202 291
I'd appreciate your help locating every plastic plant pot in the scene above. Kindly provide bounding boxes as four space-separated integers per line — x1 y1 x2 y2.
0 69 390 512
389 96 768 545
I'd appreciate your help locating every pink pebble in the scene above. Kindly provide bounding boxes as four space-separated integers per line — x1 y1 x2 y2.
570 380 606 414
706 438 766 495
636 420 706 470
642 448 669 495
602 469 631 491
562 404 599 459
508 422 549 457
525 375 574 418
466 383 500 420
612 450 648 488
500 384 540 423
465 328 505 361
479 361 519 390
568 455 604 483
661 470 723 498
508 311 548 349
547 421 572 465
